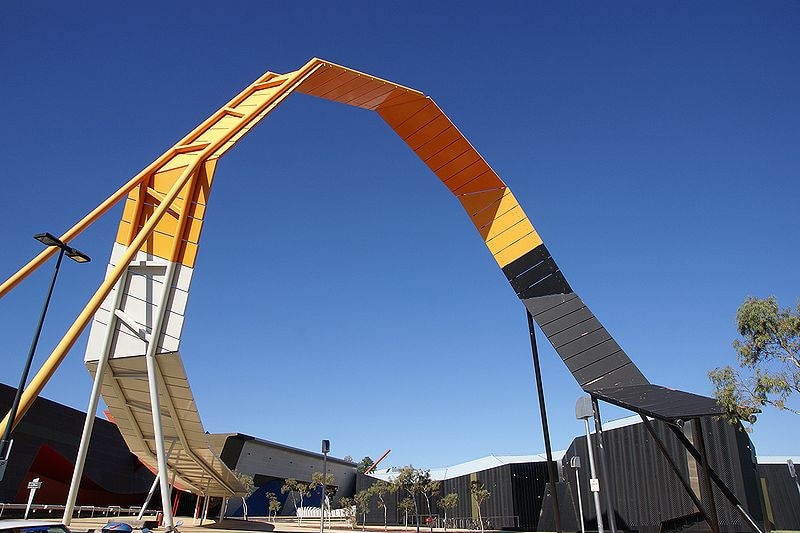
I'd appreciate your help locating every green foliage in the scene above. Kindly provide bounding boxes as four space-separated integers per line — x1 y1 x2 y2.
438 492 458 512
356 456 374 473
310 471 335 490
709 296 800 427
438 493 458 533
398 497 415 529
266 492 281 520
339 497 357 529
354 488 372 529
470 480 491 533
370 481 396 531
281 478 310 523
233 470 256 496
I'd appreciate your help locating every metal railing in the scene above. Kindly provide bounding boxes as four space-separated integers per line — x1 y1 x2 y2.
427 515 520 530
0 503 142 519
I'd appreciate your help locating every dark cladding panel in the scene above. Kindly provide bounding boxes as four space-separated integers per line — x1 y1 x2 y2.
510 462 550 530
758 463 800 529
527 293 582 324
502 244 552 281
540 306 595 336
509 257 559 293
572 352 632 385
590 384 724 420
518 271 572 299
549 316 604 348
582 362 649 390
564 339 623 372
522 292 650 392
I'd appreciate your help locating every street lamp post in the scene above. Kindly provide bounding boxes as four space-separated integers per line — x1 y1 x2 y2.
576 395 604 533
0 233 90 481
320 439 330 533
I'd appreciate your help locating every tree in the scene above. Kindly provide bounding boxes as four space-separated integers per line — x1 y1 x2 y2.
398 498 416 531
396 467 422 533
438 493 458 533
281 478 310 524
357 456 375 473
339 497 357 529
370 481 396 531
266 492 281 522
233 471 255 521
310 472 336 527
470 479 490 533
709 296 800 427
354 489 371 531
417 471 440 533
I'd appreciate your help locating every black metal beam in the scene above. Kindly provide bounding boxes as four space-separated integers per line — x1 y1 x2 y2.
667 424 765 533
639 415 715 529
527 310 562 533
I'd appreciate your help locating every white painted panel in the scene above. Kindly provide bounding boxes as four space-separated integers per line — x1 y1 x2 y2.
173 263 193 293
162 310 186 340
118 291 157 331
84 319 109 362
110 323 149 358
158 332 180 353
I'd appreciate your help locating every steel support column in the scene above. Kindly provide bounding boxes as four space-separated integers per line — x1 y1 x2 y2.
527 310 562 533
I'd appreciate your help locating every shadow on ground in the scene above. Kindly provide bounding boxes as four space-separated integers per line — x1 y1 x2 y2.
202 520 274 531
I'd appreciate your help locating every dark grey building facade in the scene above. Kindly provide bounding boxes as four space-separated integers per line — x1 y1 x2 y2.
213 433 357 517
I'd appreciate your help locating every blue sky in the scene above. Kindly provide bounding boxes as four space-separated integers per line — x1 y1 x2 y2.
1 2 798 470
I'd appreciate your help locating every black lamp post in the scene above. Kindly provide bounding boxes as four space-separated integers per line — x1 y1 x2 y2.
320 439 330 533
0 233 90 480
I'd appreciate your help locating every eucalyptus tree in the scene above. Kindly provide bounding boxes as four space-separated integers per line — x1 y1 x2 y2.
438 493 458 532
370 480 396 531
396 467 423 533
417 471 440 532
233 471 255 521
281 478 310 524
710 296 800 426
266 492 281 522
470 480 491 533
354 489 372 531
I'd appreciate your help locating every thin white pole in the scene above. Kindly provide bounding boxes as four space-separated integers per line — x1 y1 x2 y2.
144 259 178 529
193 493 201 525
584 419 604 533
146 352 174 529
62 357 107 525
138 476 159 521
201 494 210 525
575 468 585 533
63 276 127 526
138 440 176 520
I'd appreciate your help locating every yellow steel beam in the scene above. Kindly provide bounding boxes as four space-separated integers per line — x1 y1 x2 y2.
0 60 322 436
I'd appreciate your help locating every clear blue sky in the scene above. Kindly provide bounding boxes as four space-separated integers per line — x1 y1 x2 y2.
1 2 798 469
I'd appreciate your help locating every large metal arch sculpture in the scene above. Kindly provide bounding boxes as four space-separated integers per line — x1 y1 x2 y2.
0 58 757 532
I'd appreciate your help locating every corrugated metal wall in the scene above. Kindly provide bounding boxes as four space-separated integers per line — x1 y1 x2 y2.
758 463 800 530
561 416 764 533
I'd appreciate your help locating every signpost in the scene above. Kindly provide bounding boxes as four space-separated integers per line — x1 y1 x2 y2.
25 477 42 519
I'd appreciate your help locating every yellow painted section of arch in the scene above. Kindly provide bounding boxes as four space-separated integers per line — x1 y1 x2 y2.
114 58 542 269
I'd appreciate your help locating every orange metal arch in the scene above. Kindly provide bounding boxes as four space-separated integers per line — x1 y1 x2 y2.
0 58 545 435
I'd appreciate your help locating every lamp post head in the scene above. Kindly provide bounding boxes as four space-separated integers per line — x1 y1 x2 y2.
66 248 91 263
34 232 64 248
34 233 91 263
576 395 593 420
